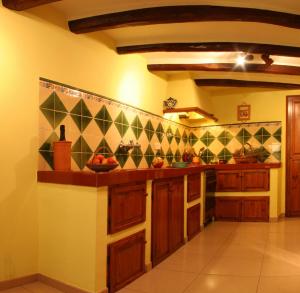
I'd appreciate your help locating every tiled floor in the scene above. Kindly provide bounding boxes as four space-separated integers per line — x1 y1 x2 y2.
4 219 300 293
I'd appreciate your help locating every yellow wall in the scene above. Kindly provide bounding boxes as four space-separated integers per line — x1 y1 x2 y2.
0 3 167 283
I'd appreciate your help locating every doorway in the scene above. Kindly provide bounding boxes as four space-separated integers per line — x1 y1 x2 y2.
286 95 300 216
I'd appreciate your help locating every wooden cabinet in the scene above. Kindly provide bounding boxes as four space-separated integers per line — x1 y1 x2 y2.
187 204 201 240
187 173 201 202
152 177 184 266
107 230 145 293
108 182 146 234
216 169 269 192
215 196 269 222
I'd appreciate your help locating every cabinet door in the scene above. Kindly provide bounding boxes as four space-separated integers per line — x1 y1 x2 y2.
242 170 270 191
152 180 170 266
108 230 145 293
187 173 201 202
108 182 147 234
215 197 242 221
287 160 300 216
169 177 185 252
241 197 269 222
216 171 241 192
187 204 201 240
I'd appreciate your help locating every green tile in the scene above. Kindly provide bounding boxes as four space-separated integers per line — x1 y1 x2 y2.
144 120 155 141
40 92 55 110
218 148 232 161
273 151 281 161
144 145 155 167
96 138 113 157
182 130 188 145
114 146 129 167
236 128 252 145
166 148 174 164
71 99 92 117
201 149 214 164
39 132 59 151
175 129 181 145
166 126 173 144
81 116 92 132
71 136 92 153
114 111 129 137
94 106 113 135
218 131 233 146
82 153 93 169
72 136 82 153
156 149 165 159
131 147 143 167
54 111 67 129
41 109 55 128
273 127 282 143
175 149 181 162
189 132 198 146
256 146 270 162
255 127 271 144
131 115 143 140
71 114 82 132
200 131 215 147
156 123 164 143
71 152 82 169
39 150 54 169
54 93 67 113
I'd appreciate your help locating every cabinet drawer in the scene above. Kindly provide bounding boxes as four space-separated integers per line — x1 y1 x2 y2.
108 182 146 234
216 170 241 192
187 204 201 240
242 197 269 221
215 197 242 221
242 170 270 191
108 230 145 293
187 173 201 202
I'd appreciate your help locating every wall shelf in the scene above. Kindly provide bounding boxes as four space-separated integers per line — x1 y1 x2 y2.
163 107 218 122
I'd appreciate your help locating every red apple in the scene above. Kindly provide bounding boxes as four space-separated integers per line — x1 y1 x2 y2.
107 157 117 164
102 158 108 165
92 157 101 165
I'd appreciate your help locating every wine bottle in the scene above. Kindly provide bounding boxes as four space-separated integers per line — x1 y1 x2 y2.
59 125 66 141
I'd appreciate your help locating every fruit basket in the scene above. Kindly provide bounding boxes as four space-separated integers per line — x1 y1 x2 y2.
86 146 118 172
233 143 263 164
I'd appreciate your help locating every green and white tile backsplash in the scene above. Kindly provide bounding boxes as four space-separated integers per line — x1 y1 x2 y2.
39 79 282 171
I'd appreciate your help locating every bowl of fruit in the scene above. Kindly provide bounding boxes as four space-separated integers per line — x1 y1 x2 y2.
86 147 119 172
152 156 164 168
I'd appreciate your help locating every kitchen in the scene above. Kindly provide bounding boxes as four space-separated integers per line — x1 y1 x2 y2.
1 1 300 293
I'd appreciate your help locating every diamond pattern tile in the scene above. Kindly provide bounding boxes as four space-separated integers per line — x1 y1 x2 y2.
166 148 174 164
236 128 252 145
156 123 164 143
115 111 129 137
144 145 155 167
273 151 281 161
218 148 232 161
41 109 55 129
166 126 174 144
182 130 188 145
175 128 181 145
273 127 282 142
201 149 215 164
189 132 198 146
218 130 233 146
200 131 215 147
96 138 113 157
156 149 165 159
144 120 155 141
39 132 59 151
39 150 54 169
257 146 271 162
114 146 129 168
255 127 271 144
40 92 67 113
94 105 113 135
175 149 181 162
131 115 143 140
131 147 143 167
71 99 92 117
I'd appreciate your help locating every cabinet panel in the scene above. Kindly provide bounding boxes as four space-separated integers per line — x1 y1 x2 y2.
216 171 241 192
242 170 269 191
108 182 146 234
215 197 242 221
169 177 184 252
242 197 269 221
108 230 145 293
152 180 170 266
187 204 201 240
187 173 201 202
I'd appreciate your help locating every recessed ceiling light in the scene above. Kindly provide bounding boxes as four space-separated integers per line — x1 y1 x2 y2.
236 55 246 66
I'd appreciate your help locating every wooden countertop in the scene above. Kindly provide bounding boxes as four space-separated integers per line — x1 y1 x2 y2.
37 163 281 187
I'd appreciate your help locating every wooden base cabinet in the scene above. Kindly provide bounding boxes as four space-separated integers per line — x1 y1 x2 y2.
152 177 184 266
187 204 201 240
215 196 269 222
187 173 201 202
107 230 146 293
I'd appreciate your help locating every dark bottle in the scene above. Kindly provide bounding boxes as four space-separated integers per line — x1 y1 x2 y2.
59 125 66 141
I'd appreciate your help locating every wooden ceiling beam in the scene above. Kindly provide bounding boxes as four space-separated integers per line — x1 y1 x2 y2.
147 63 300 76
69 5 300 34
117 42 300 57
2 0 60 10
195 79 300 89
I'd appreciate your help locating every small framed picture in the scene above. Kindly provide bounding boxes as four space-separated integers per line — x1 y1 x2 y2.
237 104 251 121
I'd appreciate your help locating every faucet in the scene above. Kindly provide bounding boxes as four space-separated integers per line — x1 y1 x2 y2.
119 139 141 153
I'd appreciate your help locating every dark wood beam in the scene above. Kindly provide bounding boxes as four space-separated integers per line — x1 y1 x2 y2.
117 42 300 57
147 63 300 76
69 5 300 34
2 0 60 10
195 79 300 89
163 107 218 122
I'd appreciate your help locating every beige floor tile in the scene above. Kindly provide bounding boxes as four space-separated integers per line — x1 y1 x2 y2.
126 268 197 293
217 243 265 260
203 255 262 276
116 288 144 293
261 255 300 276
0 288 29 293
22 282 63 293
258 276 300 293
184 275 259 293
